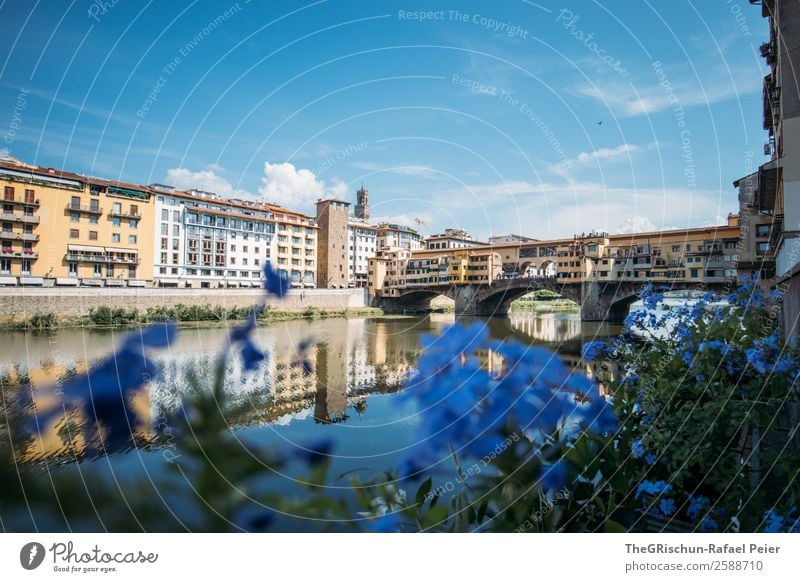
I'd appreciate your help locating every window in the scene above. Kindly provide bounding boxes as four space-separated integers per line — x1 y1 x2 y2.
112 217 121 227
690 268 698 278
70 212 79 223
130 204 138 217
0 258 10 273
756 224 770 237
172 239 179 250
128 235 137 244
89 215 98 224
173 210 180 222
24 189 35 203
70 229 79 239
89 231 98 240
113 233 121 243
68 262 78 276
130 219 138 229
94 264 103 277
172 225 179 236
161 224 168 235
113 202 122 214
757 242 769 254
70 196 80 209
162 209 169 221
3 186 13 201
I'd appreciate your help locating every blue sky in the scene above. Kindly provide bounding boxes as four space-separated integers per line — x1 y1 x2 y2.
0 0 768 240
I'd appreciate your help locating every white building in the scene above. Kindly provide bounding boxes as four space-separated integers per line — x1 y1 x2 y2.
347 219 377 287
424 228 485 250
376 223 422 251
152 186 280 288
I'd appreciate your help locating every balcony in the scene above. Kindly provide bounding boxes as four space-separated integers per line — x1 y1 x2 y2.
3 197 40 207
21 233 39 242
66 253 108 263
0 211 40 224
107 255 141 264
0 231 20 240
66 203 103 215
108 208 141 219
1 248 37 258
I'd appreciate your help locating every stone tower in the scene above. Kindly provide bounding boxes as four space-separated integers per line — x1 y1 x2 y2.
315 199 351 288
355 185 370 221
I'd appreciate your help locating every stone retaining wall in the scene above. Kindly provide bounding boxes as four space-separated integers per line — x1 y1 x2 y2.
0 288 369 321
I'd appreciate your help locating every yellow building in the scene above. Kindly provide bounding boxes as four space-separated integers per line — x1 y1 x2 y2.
0 158 155 286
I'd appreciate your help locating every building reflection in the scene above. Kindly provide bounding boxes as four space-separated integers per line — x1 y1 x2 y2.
0 314 627 463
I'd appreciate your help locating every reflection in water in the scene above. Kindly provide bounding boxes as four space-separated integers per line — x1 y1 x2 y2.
0 314 625 464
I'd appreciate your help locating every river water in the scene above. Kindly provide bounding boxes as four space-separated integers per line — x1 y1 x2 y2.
0 312 623 530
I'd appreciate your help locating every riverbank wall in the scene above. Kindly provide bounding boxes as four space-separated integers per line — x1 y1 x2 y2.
0 287 369 321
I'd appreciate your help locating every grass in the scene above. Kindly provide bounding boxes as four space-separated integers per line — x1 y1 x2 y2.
0 305 384 331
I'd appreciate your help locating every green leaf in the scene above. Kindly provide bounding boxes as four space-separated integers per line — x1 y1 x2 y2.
415 477 433 506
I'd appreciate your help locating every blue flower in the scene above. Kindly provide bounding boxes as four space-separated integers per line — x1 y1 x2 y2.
298 438 334 466
28 322 178 454
700 516 718 532
291 337 315 376
631 439 645 459
228 309 266 372
263 261 290 298
635 480 672 499
645 453 657 465
581 341 607 362
687 494 709 521
763 510 785 532
538 459 568 491
367 513 403 533
659 498 677 517
745 348 768 374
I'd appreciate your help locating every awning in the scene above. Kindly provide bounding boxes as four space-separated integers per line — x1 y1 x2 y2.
68 244 105 253
81 278 103 286
55 277 79 286
20 277 43 285
104 246 137 254
106 279 124 286
127 280 145 287
0 276 17 285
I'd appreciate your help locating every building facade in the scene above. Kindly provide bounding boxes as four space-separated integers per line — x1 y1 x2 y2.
749 0 800 336
1 157 154 287
315 199 351 288
424 228 485 250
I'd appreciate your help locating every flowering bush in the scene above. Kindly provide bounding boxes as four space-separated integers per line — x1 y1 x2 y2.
601 278 800 532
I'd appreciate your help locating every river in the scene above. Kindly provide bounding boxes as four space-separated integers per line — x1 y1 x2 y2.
0 312 623 530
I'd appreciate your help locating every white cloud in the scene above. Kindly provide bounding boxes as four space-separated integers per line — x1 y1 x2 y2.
577 65 762 117
258 162 347 208
613 215 659 234
573 143 639 166
431 179 733 240
165 166 252 198
351 162 441 178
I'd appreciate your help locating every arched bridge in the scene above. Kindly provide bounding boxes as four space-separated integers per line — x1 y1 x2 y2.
374 277 736 321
